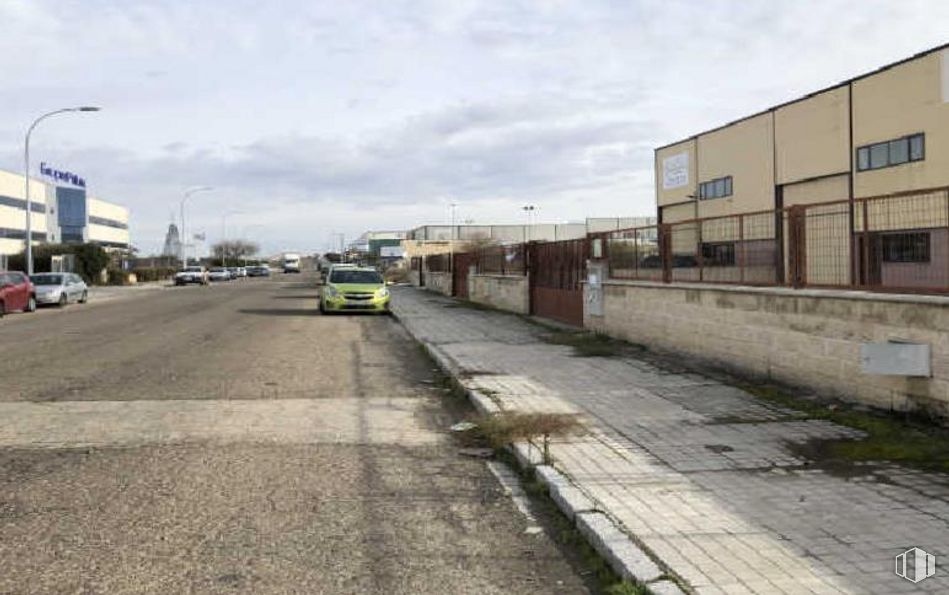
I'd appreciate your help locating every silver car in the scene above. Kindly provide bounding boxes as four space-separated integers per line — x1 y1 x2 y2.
30 273 88 306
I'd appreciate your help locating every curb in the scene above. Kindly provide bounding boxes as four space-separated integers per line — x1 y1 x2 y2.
392 295 688 594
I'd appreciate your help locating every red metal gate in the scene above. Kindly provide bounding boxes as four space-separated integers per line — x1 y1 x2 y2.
453 252 476 298
529 239 588 326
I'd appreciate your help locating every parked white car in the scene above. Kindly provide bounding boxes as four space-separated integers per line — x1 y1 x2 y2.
30 273 88 306
175 266 209 286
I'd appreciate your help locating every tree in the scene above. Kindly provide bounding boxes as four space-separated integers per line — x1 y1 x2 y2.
7 243 110 284
210 239 259 264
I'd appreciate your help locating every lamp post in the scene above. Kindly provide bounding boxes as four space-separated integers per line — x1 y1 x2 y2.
179 186 213 267
448 202 458 271
240 224 264 266
23 106 101 274
522 205 536 242
221 210 242 268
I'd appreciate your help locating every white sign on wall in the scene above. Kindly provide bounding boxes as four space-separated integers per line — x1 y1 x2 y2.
380 246 404 258
662 152 689 190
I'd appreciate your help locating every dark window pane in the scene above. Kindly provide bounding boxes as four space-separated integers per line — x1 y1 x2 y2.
909 134 924 161
889 138 908 165
701 243 736 266
724 176 732 195
882 232 930 263
857 147 870 171
869 143 889 169
714 178 726 198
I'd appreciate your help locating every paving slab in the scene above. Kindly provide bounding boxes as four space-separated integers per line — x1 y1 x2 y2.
393 286 949 594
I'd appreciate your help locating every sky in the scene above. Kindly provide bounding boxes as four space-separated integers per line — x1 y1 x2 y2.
0 0 947 256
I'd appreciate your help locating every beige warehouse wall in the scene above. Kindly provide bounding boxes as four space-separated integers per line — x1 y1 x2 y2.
656 139 697 207
853 50 949 197
661 201 697 224
87 223 130 245
697 112 776 219
88 197 129 223
783 174 850 207
775 86 851 184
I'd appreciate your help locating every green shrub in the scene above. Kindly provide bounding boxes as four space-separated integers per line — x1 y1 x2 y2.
131 267 177 282
7 243 110 284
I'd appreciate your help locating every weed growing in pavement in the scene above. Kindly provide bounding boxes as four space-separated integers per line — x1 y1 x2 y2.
741 383 949 473
477 411 586 465
541 330 634 357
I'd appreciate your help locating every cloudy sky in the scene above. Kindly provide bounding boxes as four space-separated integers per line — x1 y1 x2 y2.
1 1 947 255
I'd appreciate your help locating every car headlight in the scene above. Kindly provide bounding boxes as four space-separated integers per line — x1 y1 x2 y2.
376 287 389 298
325 286 340 298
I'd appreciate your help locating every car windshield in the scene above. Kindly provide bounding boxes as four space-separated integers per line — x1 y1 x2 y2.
30 274 63 285
183 267 203 272
210 268 225 272
330 270 383 284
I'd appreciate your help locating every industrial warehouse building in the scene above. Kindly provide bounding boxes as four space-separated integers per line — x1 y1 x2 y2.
654 43 949 291
0 168 129 264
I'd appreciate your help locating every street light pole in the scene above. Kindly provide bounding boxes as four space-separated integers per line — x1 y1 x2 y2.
449 202 457 271
522 205 536 242
23 106 100 274
179 186 213 267
221 211 241 269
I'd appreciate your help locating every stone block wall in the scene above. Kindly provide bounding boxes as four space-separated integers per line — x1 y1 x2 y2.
423 271 453 296
585 280 949 417
469 274 530 314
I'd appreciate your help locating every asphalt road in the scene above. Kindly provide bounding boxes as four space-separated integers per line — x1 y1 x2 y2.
0 274 589 594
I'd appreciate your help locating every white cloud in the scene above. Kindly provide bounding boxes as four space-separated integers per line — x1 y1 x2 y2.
0 0 946 255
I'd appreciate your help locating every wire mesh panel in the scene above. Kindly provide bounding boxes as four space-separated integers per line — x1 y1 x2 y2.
668 222 700 282
424 253 450 273
855 189 949 291
606 226 662 281
476 243 526 275
601 187 947 295
799 201 852 287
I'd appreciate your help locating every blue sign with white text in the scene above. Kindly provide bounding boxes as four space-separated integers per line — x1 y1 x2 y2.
40 162 86 188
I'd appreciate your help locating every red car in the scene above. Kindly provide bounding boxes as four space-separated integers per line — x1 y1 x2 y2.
0 271 37 317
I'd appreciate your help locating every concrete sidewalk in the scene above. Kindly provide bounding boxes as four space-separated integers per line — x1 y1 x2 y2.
392 286 949 594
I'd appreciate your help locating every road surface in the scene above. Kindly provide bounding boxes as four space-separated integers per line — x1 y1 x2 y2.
0 274 589 594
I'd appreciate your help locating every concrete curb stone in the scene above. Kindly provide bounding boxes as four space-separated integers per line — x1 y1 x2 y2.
576 511 663 584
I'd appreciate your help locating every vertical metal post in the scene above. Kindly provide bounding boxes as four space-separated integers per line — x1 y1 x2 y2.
738 214 745 284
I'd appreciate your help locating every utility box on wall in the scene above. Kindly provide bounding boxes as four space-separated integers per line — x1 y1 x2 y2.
860 342 931 377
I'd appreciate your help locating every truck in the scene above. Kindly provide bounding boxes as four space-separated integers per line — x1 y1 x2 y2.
282 252 301 273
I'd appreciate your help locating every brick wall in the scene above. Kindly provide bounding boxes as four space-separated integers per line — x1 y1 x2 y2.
469 274 529 314
586 280 949 417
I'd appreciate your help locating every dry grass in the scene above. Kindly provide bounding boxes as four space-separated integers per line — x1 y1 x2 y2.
476 411 586 464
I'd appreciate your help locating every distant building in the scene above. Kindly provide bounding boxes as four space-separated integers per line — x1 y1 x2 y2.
0 168 130 259
162 223 182 257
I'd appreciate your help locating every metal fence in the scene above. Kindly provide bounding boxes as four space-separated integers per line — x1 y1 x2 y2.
424 253 450 273
474 243 527 276
604 186 949 294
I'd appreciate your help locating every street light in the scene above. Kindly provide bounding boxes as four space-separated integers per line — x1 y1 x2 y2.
522 205 536 242
179 186 213 266
221 210 242 268
448 202 458 271
23 106 101 274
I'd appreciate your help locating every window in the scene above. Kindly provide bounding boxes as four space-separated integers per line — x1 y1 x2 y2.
699 176 733 200
857 133 924 171
701 242 736 266
882 232 930 263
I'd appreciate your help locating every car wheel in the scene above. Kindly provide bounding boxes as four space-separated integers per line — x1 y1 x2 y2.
79 291 88 304
26 296 36 313
0 301 5 318
58 293 67 307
